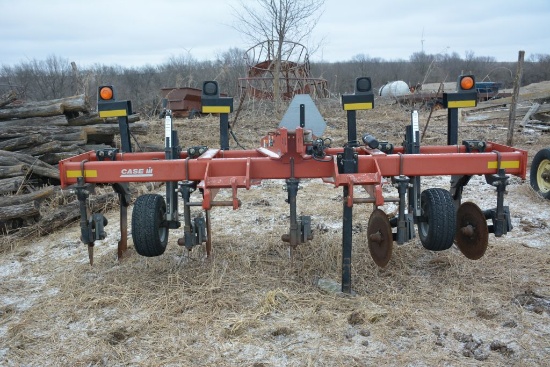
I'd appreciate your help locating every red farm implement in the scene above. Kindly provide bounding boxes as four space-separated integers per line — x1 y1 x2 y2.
59 75 528 294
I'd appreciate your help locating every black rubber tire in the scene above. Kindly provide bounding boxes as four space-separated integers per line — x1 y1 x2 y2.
418 188 456 251
530 148 550 200
131 194 169 257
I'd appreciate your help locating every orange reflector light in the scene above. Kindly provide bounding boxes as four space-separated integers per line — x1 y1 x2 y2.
460 76 474 90
99 87 113 100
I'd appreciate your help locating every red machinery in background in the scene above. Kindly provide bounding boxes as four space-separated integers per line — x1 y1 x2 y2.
60 75 527 294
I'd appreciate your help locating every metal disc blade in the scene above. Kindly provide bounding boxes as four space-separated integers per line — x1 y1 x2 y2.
367 209 393 267
455 202 489 260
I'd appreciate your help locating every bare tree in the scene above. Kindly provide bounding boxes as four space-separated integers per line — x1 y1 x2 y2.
232 0 325 109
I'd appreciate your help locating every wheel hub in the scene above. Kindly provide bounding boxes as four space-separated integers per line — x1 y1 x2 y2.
367 209 393 267
537 159 550 193
455 202 489 260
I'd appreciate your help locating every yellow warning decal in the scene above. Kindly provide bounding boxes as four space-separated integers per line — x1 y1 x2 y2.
343 102 373 111
447 100 476 108
487 161 520 169
66 170 98 178
98 109 127 118
202 106 231 114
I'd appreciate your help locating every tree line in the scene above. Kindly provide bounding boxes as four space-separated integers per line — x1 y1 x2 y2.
1 50 549 117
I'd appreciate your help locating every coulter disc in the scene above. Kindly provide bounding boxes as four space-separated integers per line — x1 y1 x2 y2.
367 209 393 267
455 202 489 260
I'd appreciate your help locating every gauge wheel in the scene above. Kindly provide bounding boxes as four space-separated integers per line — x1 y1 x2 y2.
132 194 169 257
418 188 456 251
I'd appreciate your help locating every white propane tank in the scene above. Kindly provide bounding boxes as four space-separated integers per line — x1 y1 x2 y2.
379 81 411 97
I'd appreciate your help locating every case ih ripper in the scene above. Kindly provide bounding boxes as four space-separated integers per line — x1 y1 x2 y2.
59 75 528 293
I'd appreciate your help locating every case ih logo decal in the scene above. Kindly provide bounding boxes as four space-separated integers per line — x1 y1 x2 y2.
120 167 153 178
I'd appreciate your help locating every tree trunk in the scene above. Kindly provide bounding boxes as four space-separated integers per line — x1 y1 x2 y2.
0 134 49 151
27 165 60 180
0 91 17 108
81 122 149 136
68 113 140 126
0 186 54 207
0 95 89 120
39 152 84 166
0 115 69 128
0 150 59 169
0 176 25 195
19 141 64 157
0 201 40 221
0 164 30 178
0 127 86 142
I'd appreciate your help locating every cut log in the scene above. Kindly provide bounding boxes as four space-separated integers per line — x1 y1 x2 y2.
0 164 30 178
0 176 25 195
0 150 59 169
0 91 17 108
56 132 87 142
0 95 89 120
27 165 60 180
19 140 86 157
0 125 82 140
0 115 68 128
68 113 140 126
39 152 84 166
81 121 149 136
0 134 49 151
0 201 40 221
19 141 63 157
0 186 54 207
23 143 85 164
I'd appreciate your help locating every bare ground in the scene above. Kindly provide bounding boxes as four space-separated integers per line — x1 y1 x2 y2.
1 98 549 366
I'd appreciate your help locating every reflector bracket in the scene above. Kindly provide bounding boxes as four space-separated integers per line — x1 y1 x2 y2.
447 100 477 108
66 169 98 178
343 102 373 111
488 160 520 169
98 109 128 118
202 106 231 114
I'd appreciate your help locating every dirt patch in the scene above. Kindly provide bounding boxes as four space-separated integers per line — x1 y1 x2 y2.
1 99 549 366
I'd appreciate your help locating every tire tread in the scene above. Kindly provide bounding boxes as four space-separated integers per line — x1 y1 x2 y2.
131 194 168 257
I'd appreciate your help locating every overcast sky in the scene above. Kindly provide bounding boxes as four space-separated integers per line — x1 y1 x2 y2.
1 0 548 68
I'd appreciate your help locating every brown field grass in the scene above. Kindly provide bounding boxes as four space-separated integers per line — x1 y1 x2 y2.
1 98 549 366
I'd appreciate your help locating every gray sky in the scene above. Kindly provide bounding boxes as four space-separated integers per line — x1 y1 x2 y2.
1 0 548 68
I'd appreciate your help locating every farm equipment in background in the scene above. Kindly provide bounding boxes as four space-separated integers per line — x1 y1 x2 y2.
160 87 229 118
59 74 528 294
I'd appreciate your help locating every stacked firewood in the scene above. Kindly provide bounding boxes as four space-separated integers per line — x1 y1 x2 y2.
0 91 148 236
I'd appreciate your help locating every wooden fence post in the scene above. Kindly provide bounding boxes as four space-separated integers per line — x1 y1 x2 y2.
507 50 525 146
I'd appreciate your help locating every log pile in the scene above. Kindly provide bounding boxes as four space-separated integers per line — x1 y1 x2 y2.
0 91 149 237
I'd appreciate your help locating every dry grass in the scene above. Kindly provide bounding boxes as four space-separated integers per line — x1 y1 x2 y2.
1 99 550 366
